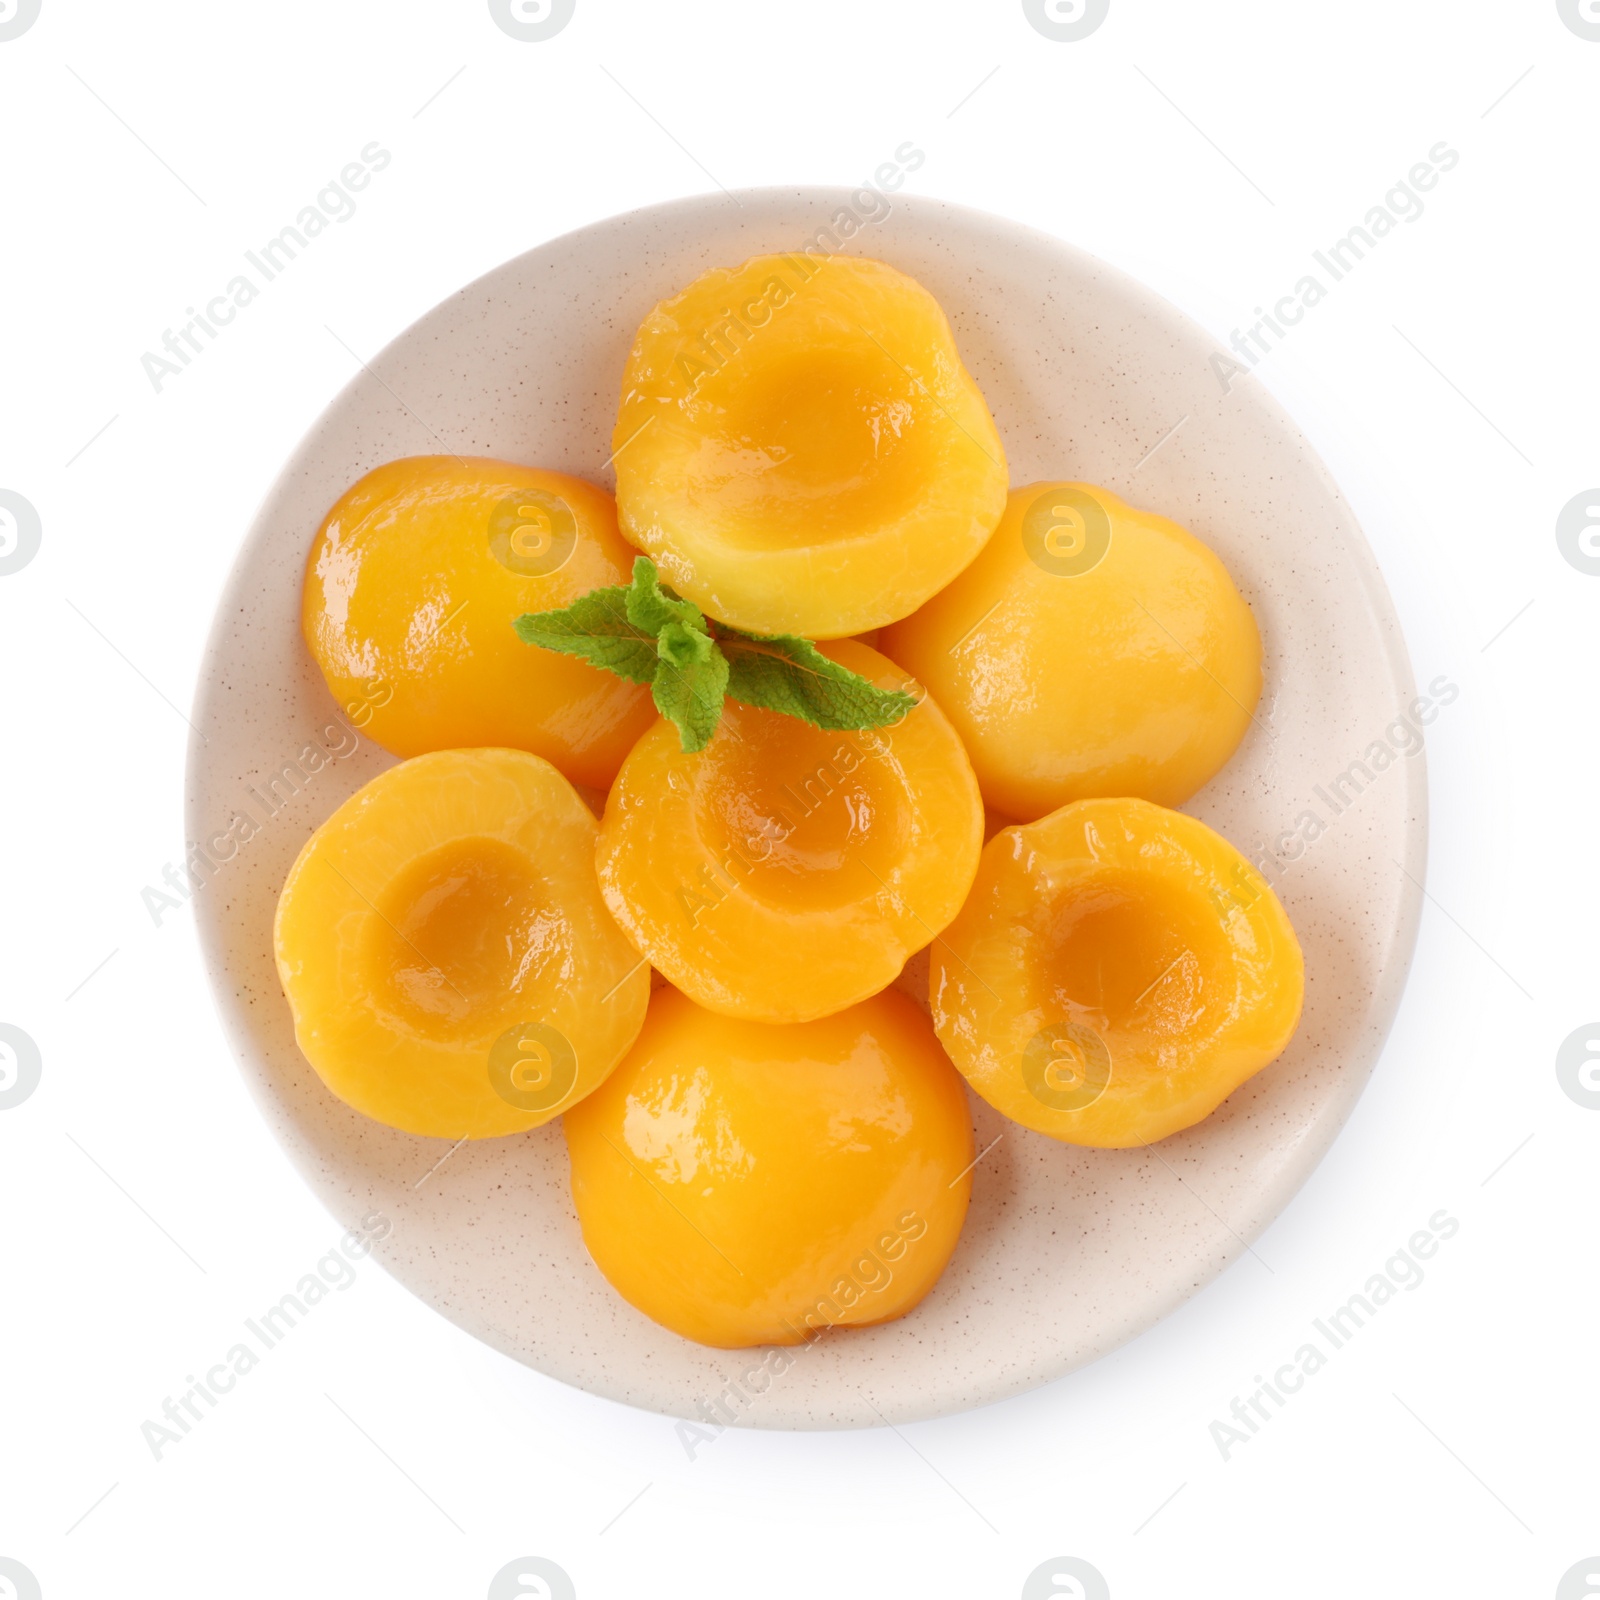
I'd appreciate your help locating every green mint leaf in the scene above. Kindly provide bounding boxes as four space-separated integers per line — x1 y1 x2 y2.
514 560 915 753
513 585 659 684
652 636 729 753
657 617 714 671
625 555 704 637
631 557 731 750
720 630 918 731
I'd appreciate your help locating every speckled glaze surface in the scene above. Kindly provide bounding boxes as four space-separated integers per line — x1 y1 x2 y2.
186 190 1426 1429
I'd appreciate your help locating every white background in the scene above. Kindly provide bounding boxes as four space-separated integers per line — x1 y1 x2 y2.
2 2 1595 1596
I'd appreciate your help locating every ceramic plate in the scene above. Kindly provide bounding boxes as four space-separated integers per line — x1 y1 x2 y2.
187 189 1425 1428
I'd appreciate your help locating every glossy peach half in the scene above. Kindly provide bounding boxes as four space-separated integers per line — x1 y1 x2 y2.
881 482 1262 819
564 985 973 1349
931 797 1303 1148
596 640 982 1024
302 456 654 791
612 254 1008 637
274 748 649 1138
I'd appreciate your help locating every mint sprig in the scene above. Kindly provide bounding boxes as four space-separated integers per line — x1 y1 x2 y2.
513 558 917 753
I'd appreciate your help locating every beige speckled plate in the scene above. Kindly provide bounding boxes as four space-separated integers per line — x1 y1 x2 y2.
187 189 1425 1428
